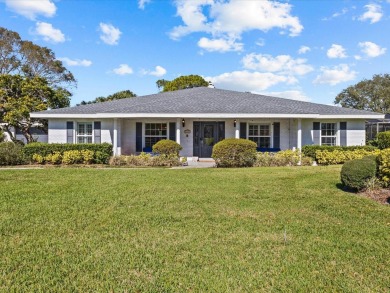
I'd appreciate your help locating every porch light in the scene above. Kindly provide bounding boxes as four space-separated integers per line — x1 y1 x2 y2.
234 119 237 128
182 119 185 127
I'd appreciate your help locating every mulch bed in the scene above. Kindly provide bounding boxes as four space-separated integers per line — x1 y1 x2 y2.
361 189 390 205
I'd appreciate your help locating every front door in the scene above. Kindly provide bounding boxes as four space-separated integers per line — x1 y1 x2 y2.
193 122 225 157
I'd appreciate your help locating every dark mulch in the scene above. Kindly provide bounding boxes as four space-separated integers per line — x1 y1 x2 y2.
361 189 390 205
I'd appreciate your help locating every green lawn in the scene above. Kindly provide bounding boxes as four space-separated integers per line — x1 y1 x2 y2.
0 166 389 292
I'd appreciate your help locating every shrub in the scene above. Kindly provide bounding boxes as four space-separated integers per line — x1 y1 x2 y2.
108 153 181 167
152 140 182 156
212 138 257 168
315 149 380 165
301 156 313 166
377 148 390 186
81 150 94 164
32 154 45 164
376 131 390 149
0 142 25 166
341 158 377 191
302 145 378 160
23 142 112 163
45 152 62 165
255 150 312 167
0 130 5 142
62 150 83 165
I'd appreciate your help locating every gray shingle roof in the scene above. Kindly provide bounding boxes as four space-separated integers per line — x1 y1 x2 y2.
33 87 381 116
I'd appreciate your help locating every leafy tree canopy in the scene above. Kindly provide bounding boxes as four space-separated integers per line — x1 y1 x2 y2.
334 74 390 113
0 74 71 143
157 75 209 92
79 90 137 105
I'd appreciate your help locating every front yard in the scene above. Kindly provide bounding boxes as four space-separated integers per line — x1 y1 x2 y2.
0 166 389 291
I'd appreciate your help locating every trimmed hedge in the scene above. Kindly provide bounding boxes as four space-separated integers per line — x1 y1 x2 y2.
0 142 26 166
377 148 390 186
302 145 378 160
341 158 377 191
212 138 257 168
152 140 182 156
376 131 390 149
109 153 181 167
23 142 112 164
315 149 380 165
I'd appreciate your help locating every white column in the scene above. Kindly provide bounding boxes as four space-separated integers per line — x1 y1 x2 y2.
113 118 118 156
235 120 240 138
176 118 181 145
117 119 122 155
297 118 302 150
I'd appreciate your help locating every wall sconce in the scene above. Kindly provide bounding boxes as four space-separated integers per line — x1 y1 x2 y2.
182 119 185 127
234 119 237 128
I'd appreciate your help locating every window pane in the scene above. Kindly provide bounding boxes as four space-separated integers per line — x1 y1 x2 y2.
87 124 92 135
321 137 336 146
78 124 85 135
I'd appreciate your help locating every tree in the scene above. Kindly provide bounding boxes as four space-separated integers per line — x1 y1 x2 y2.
0 74 71 143
79 90 137 105
334 74 390 113
158 75 209 92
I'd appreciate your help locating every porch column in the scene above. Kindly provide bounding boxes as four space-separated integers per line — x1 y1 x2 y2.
176 118 181 145
297 118 302 150
113 118 122 156
235 120 240 139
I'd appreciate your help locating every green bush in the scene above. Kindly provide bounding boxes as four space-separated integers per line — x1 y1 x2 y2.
109 153 181 167
255 150 312 167
0 130 5 142
341 158 377 191
152 140 182 156
376 131 390 149
377 149 390 186
81 150 94 164
45 152 62 165
23 142 112 164
32 154 45 164
0 142 26 165
62 150 83 165
212 138 257 168
302 145 378 160
315 149 380 165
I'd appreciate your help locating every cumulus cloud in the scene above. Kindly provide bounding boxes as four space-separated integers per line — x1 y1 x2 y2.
99 23 121 45
359 41 386 58
322 8 348 21
59 57 92 67
4 0 56 20
260 90 311 102
170 0 303 51
34 22 65 43
138 0 151 9
206 71 297 92
113 64 133 75
298 46 310 54
313 64 357 86
327 44 347 59
242 53 313 76
142 65 167 77
359 4 382 23
198 37 243 52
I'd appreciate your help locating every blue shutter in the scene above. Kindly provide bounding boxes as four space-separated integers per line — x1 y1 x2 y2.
273 122 280 149
240 122 247 139
169 122 176 141
94 121 101 144
340 122 347 146
136 122 142 152
66 121 73 144
313 122 320 145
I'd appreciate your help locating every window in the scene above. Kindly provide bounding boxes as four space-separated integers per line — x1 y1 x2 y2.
248 124 271 148
77 122 93 143
321 123 336 146
144 123 167 148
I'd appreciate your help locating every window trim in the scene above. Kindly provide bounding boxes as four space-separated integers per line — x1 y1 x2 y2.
320 122 337 146
76 122 94 144
143 122 169 148
247 123 272 148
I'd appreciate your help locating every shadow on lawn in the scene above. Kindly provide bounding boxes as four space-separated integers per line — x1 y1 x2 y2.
336 183 390 205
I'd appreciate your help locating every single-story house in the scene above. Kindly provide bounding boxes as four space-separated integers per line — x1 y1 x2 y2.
30 87 384 158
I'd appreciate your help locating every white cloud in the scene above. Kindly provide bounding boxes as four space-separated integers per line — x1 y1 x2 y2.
59 57 92 67
313 64 357 86
99 23 121 45
327 44 347 59
142 65 167 77
256 38 265 47
206 71 297 92
261 90 311 102
4 0 56 20
298 46 310 54
359 4 382 24
242 53 313 76
138 0 151 9
34 22 65 43
358 41 386 58
322 8 348 21
198 37 243 52
170 0 303 51
113 64 133 75
354 55 362 60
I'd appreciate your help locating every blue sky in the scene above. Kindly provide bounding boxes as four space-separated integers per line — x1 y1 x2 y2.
0 0 389 106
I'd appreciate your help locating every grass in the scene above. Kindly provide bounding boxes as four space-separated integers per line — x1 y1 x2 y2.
0 166 389 292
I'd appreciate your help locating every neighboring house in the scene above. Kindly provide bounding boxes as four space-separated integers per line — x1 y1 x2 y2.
366 113 390 141
30 87 384 158
0 123 48 144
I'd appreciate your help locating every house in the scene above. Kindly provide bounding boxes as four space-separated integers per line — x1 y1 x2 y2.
30 87 384 158
0 123 48 144
366 113 390 141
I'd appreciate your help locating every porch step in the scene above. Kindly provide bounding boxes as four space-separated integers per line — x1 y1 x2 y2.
198 158 215 163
